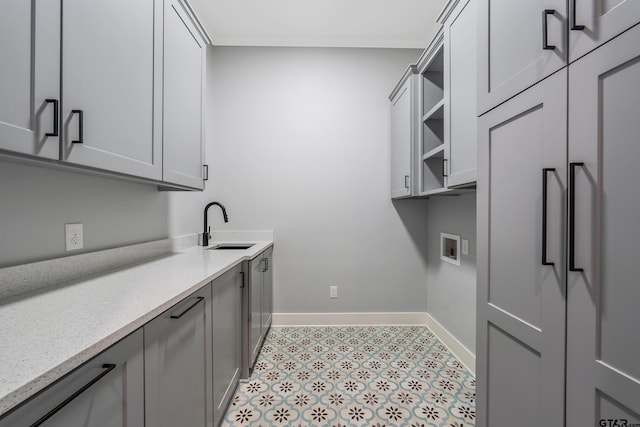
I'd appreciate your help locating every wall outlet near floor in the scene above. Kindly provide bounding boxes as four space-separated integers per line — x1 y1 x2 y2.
330 286 338 299
462 239 469 255
65 223 83 251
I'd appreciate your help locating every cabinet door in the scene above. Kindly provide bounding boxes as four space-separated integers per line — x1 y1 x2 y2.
144 286 213 427
444 0 477 187
390 74 415 198
0 0 59 159
569 0 640 62
0 330 144 427
162 0 207 189
477 0 567 114
249 257 263 368
212 266 242 427
476 71 566 427
61 0 162 179
261 248 274 333
567 24 640 427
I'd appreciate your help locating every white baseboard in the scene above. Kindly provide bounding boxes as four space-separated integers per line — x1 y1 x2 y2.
272 312 430 326
271 311 476 376
424 313 476 375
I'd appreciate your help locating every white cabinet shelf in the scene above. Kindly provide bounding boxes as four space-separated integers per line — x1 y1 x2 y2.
422 98 444 122
423 144 445 161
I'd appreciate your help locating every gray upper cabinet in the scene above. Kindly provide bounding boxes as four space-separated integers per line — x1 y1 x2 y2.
212 265 243 427
569 0 640 62
389 66 418 199
477 0 567 114
0 330 144 427
144 285 213 427
442 0 477 188
162 0 209 190
0 0 60 160
566 23 640 427
61 0 162 180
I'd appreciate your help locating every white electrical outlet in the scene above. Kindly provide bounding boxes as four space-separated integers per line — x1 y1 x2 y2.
462 239 469 255
65 223 83 251
330 286 338 299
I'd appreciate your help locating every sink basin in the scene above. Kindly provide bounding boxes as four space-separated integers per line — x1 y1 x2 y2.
207 243 255 250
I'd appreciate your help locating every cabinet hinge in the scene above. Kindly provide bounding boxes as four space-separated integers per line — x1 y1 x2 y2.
203 164 209 181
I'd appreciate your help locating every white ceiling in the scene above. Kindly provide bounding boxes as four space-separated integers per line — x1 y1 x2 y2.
188 0 448 49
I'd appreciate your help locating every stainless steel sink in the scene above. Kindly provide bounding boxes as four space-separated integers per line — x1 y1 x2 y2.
207 243 255 250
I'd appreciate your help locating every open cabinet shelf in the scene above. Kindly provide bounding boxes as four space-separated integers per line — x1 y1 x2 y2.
417 32 447 196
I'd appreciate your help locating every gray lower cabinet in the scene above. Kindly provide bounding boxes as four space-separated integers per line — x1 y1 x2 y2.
212 265 243 427
261 248 273 333
243 246 274 378
144 285 213 427
0 330 144 427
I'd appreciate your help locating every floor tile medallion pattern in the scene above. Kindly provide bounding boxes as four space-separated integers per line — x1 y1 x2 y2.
222 326 475 427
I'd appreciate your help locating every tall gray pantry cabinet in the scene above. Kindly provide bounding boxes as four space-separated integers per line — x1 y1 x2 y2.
476 1 640 426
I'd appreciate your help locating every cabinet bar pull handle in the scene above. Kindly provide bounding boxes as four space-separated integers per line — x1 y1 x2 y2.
71 109 83 144
542 168 556 266
240 271 245 288
45 99 59 137
569 162 584 272
265 258 269 271
442 158 448 178
203 164 209 181
170 296 205 319
404 175 410 189
570 0 585 30
262 258 268 273
31 364 116 427
542 9 556 50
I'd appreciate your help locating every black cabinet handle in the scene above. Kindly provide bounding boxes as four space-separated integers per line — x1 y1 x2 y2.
170 296 204 319
31 364 116 427
442 158 448 178
262 258 268 273
542 9 556 50
71 109 83 144
569 162 584 272
45 99 59 137
240 271 245 288
542 168 556 266
570 0 585 30
404 175 410 189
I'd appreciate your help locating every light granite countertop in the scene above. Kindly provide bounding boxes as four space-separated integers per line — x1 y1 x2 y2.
0 234 273 417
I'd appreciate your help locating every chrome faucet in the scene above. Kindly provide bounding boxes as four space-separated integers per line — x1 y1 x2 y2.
202 202 228 246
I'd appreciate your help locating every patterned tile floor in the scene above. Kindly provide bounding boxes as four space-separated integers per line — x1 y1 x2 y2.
222 326 475 427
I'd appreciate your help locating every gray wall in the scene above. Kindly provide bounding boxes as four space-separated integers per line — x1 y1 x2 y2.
425 193 477 354
207 46 429 313
0 160 210 268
